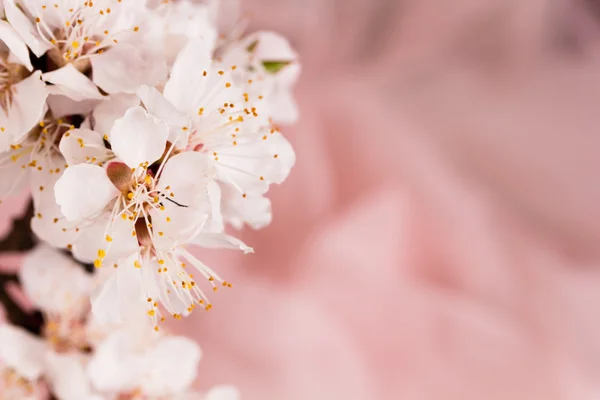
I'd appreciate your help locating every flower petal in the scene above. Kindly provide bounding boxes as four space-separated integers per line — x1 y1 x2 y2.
72 214 138 264
87 331 145 393
45 352 95 400
92 94 140 137
30 156 81 248
91 43 167 94
221 186 272 230
3 0 52 57
59 128 111 166
149 204 208 251
6 71 48 143
140 336 202 397
0 324 47 381
137 85 190 148
156 151 215 206
20 244 93 316
42 64 104 101
163 38 213 114
204 385 241 400
0 19 31 70
250 30 298 62
193 232 253 254
110 106 169 168
54 164 118 222
47 94 100 120
215 130 295 188
0 147 29 201
90 256 152 327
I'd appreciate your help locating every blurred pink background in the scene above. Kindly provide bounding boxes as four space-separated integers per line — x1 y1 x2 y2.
4 0 600 399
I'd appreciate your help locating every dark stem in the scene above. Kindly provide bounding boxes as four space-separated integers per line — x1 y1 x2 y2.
0 199 36 252
0 272 43 335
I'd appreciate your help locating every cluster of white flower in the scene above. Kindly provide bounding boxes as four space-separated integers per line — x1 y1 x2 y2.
0 0 299 398
0 245 240 399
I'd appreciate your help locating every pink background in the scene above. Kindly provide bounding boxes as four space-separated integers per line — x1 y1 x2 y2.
4 0 600 399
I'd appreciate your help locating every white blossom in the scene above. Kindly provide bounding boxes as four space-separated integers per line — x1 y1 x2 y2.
0 1 298 396
4 0 167 96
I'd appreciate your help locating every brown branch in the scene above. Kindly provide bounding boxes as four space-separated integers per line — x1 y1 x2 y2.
0 200 36 253
0 272 43 335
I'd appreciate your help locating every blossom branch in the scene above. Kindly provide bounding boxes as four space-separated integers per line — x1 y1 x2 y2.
0 200 36 253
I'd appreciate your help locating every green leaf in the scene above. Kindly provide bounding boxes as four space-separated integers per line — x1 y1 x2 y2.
262 60 291 74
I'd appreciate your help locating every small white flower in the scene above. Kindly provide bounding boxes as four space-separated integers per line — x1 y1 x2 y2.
0 324 46 382
4 0 167 96
139 38 295 230
20 244 94 319
152 0 217 66
216 30 301 125
0 245 100 400
54 104 248 326
87 329 202 398
27 94 136 249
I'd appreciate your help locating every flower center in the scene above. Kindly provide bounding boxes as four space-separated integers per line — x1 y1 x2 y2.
0 57 29 114
33 2 140 70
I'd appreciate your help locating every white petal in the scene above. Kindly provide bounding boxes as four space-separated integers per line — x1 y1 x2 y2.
0 148 29 201
149 204 207 250
47 94 101 119
250 31 298 62
160 1 217 66
87 331 144 393
137 85 190 148
269 89 299 125
20 244 93 316
214 130 295 194
0 324 47 381
163 39 213 114
140 336 202 397
221 186 272 230
91 43 167 94
3 0 52 57
72 214 138 263
54 164 118 222
92 94 140 136
0 19 31 69
156 151 215 206
110 106 168 168
90 255 152 327
204 385 241 400
193 232 253 254
43 64 104 101
30 156 81 248
59 128 110 166
45 352 94 400
6 71 48 143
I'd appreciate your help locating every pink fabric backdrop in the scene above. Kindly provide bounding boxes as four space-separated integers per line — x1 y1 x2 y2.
3 0 600 399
